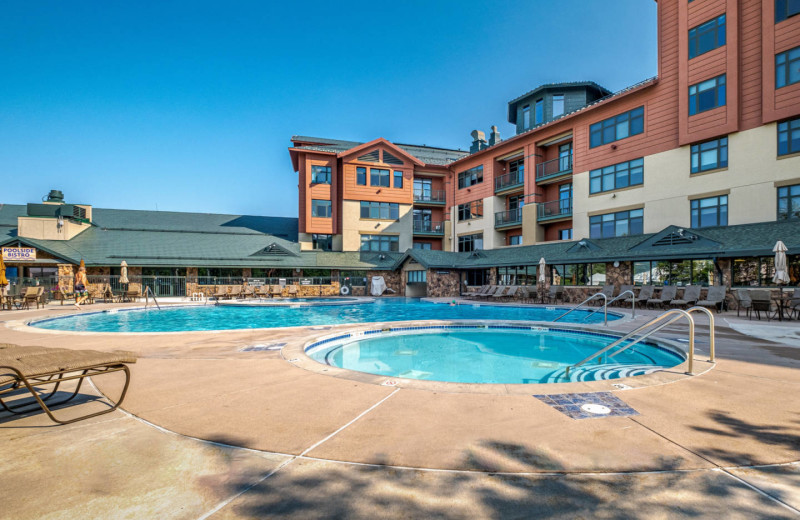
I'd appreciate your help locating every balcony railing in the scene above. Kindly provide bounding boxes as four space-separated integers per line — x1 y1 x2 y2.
494 170 524 192
537 199 573 221
536 155 573 180
413 220 445 235
413 189 446 204
494 208 523 228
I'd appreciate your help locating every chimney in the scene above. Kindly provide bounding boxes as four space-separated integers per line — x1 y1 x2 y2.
470 130 487 153
488 125 500 146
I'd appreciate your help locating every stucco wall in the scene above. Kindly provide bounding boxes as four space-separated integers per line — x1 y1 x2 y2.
341 200 412 252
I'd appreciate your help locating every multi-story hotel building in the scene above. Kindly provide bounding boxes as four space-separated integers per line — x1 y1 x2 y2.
290 0 800 254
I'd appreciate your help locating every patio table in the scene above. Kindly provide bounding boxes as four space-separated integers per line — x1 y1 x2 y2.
772 294 794 322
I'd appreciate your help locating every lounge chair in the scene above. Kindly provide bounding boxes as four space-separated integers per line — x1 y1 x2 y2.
520 286 536 303
696 286 727 313
58 287 75 306
287 285 299 297
21 287 44 310
270 285 283 298
229 285 243 299
211 286 228 301
624 285 654 306
593 285 615 305
242 285 255 299
545 285 564 304
467 285 492 299
464 285 488 298
0 344 136 424
614 284 634 306
647 285 677 309
255 285 270 299
477 286 501 299
670 285 702 308
750 289 774 321
494 286 519 300
123 288 142 302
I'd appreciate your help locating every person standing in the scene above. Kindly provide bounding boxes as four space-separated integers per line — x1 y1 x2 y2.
74 266 90 309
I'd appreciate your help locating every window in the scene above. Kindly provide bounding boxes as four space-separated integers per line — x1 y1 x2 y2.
457 200 483 221
522 105 531 129
360 234 399 252
778 184 800 220
550 263 606 286
509 235 522 246
689 75 726 115
465 269 489 286
457 165 483 188
498 265 537 285
691 195 728 228
311 199 331 218
777 46 800 88
689 14 726 59
458 233 483 252
559 142 573 172
691 137 728 173
360 201 399 220
535 98 544 125
414 179 432 201
634 259 717 286
776 0 800 23
559 229 573 240
393 170 403 188
589 209 644 239
311 165 331 184
734 255 800 286
589 158 644 194
370 168 390 187
589 106 644 148
552 94 565 117
312 234 333 251
508 158 524 184
356 167 367 186
339 271 367 286
413 242 432 250
778 117 800 156
407 270 427 283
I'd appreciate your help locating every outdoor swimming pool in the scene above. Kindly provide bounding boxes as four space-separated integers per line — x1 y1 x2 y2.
30 298 622 333
306 325 684 384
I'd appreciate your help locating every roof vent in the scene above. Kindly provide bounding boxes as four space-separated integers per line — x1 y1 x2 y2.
250 243 296 257
470 130 487 153
44 190 64 203
357 150 380 162
488 126 501 146
382 151 403 165
652 232 696 246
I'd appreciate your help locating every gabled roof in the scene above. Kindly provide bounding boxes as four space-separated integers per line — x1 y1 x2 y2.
337 138 424 167
290 135 467 167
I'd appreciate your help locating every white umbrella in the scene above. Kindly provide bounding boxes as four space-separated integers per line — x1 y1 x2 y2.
538 257 547 283
773 241 790 286
119 261 129 284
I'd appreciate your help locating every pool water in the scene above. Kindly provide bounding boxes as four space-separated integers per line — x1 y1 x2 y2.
31 298 621 333
308 327 684 384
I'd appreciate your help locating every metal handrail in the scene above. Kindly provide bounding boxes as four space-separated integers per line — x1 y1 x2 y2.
553 292 608 326
144 286 161 310
565 309 697 379
585 290 636 320
685 306 715 362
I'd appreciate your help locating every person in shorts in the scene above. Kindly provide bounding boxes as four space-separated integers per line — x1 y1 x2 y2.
74 266 90 309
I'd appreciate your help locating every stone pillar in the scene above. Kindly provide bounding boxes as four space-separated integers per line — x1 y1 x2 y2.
58 264 75 292
606 261 632 291
427 270 460 298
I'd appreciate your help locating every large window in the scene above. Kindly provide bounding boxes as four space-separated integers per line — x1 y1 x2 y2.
356 167 367 186
457 166 484 189
634 260 716 286
458 233 483 252
412 242 432 250
393 170 403 188
457 200 483 221
311 165 331 184
535 98 544 125
360 201 399 220
407 270 427 283
734 255 800 286
498 265 537 285
589 209 644 239
312 234 333 251
370 168 390 187
550 263 607 286
689 14 726 59
689 75 726 115
552 94 565 117
589 106 644 148
778 184 800 220
778 117 800 156
522 105 531 129
776 46 800 88
691 137 728 173
360 234 399 252
311 199 331 218
465 269 489 286
589 158 644 194
691 195 728 228
776 0 800 23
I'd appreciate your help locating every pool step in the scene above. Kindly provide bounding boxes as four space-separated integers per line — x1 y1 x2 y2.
544 364 665 383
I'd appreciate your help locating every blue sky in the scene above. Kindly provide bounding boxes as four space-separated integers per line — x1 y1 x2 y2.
0 1 657 217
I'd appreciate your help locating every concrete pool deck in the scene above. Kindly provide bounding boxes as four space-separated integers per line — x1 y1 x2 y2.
1 299 799 518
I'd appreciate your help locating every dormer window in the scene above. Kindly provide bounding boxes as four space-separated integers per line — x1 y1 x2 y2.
522 105 531 129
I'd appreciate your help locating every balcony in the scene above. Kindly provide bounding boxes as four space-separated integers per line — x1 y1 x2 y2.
494 208 523 229
537 199 572 222
535 155 572 184
413 220 445 236
494 170 524 194
413 189 446 205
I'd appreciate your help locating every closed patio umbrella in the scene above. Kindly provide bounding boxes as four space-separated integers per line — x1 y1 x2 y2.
538 257 546 283
0 254 7 287
773 240 790 289
119 261 129 284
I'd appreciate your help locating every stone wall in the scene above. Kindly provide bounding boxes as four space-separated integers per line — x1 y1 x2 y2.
57 264 74 292
426 270 461 298
367 270 401 296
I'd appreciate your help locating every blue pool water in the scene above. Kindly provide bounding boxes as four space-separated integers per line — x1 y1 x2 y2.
308 326 684 384
31 298 621 333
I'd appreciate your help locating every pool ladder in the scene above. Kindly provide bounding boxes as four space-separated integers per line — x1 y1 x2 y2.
144 286 161 310
554 290 637 327
564 306 716 379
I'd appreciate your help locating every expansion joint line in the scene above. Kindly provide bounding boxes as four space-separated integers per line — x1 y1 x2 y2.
630 417 800 515
196 387 401 520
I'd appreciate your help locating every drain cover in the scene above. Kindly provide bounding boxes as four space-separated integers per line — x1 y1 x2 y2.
581 403 611 415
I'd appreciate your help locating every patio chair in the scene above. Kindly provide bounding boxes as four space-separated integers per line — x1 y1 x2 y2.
520 286 536 303
733 289 753 318
593 285 615 306
0 343 136 425
750 289 774 321
624 285 654 306
670 285 702 308
229 286 243 299
494 286 519 300
255 285 270 299
123 288 142 302
476 286 501 299
241 285 255 299
790 288 800 320
57 287 75 306
696 286 727 313
211 286 228 301
467 285 492 299
464 285 488 298
21 287 44 310
287 285 299 297
270 285 283 298
646 285 677 309
614 285 634 306
545 285 564 304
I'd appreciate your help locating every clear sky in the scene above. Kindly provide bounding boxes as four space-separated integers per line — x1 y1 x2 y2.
0 0 657 218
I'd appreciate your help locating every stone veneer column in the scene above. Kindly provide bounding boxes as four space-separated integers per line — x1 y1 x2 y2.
426 270 461 298
605 262 632 291
58 264 75 291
